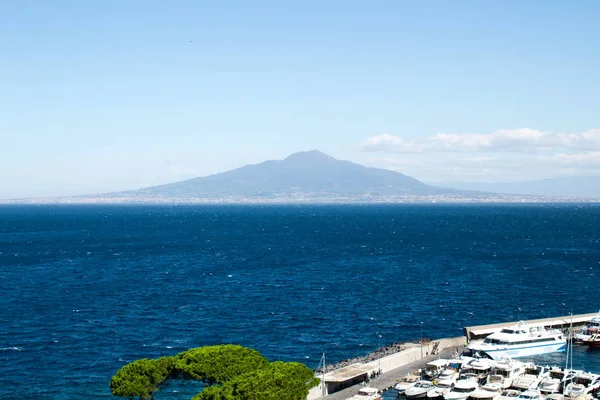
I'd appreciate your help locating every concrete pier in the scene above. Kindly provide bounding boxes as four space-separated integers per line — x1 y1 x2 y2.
308 312 599 399
307 337 464 399
311 345 458 400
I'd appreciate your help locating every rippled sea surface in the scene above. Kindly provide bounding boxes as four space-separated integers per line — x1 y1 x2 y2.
2 204 600 399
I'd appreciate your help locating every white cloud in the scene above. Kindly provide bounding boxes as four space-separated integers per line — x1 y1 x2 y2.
366 150 600 184
542 151 600 165
555 130 600 150
361 128 600 153
362 133 423 153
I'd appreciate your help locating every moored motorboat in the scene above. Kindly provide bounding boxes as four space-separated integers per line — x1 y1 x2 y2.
444 378 479 400
460 358 494 385
468 388 500 400
396 374 420 395
405 381 436 399
424 360 451 380
539 368 576 395
438 368 460 383
468 322 566 359
483 359 526 391
510 365 549 391
348 386 382 400
497 389 520 400
563 372 600 398
516 389 542 400
583 334 600 349
427 380 455 400
574 314 600 343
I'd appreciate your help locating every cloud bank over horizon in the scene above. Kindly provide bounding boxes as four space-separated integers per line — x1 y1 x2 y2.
360 128 600 184
362 129 600 153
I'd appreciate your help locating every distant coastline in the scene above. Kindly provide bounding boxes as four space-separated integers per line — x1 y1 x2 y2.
2 194 600 205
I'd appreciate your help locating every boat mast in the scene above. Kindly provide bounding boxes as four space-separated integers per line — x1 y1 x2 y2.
321 352 326 396
565 312 573 371
570 313 573 370
564 329 570 371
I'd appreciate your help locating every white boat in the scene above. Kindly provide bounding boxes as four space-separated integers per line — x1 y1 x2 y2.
348 386 382 400
427 380 455 399
539 368 576 394
460 358 494 384
424 360 451 380
438 368 460 382
468 388 500 400
444 379 479 400
563 372 600 398
510 365 549 391
406 380 436 399
516 389 542 400
448 358 471 374
574 314 600 342
468 322 566 359
482 359 526 391
497 389 521 400
396 374 420 394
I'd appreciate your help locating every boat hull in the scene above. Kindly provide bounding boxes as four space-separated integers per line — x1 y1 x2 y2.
472 342 566 360
407 393 431 399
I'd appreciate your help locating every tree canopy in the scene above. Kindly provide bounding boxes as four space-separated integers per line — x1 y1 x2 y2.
175 345 268 386
110 357 175 400
195 361 320 400
110 345 318 400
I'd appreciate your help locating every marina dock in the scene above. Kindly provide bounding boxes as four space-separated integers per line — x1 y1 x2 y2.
311 312 600 400
315 346 457 400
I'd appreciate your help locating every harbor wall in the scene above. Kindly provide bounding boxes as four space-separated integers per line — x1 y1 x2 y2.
363 336 464 375
307 336 465 400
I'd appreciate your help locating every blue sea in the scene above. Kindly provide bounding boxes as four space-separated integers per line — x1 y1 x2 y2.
1 204 600 399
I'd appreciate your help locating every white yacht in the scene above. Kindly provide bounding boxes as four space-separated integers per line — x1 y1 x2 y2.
424 360 451 380
539 368 576 394
395 374 420 394
348 386 382 400
468 322 566 359
438 368 460 382
427 380 456 400
511 365 549 391
482 359 526 391
497 389 521 400
468 388 500 400
517 390 542 400
563 372 600 398
406 381 436 399
448 358 470 375
444 379 479 400
460 358 494 384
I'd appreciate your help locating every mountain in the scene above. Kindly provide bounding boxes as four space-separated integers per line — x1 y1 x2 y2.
129 150 453 200
7 150 563 204
436 176 600 198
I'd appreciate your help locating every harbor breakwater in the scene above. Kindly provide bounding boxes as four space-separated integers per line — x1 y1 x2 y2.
308 336 465 399
315 337 466 374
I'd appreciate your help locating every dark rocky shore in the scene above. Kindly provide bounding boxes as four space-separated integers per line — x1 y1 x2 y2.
315 340 425 374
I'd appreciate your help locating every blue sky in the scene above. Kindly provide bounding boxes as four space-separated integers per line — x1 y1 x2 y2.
1 0 599 197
